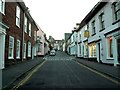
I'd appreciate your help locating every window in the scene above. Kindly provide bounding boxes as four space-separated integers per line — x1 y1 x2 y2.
99 13 105 31
29 23 31 37
89 43 96 57
16 40 20 59
8 36 14 59
34 31 36 41
23 43 26 58
24 16 27 33
16 6 20 27
112 1 120 21
91 20 96 35
107 37 113 58
0 0 5 14
28 42 31 57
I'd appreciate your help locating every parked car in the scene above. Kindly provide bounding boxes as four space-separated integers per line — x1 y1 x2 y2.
50 50 56 56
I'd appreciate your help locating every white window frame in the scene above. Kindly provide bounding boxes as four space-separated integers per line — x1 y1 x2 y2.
112 1 120 22
24 15 27 33
91 20 96 35
16 6 20 27
0 0 5 14
23 42 26 59
28 42 31 57
16 40 20 59
99 12 105 31
8 36 14 59
29 23 31 37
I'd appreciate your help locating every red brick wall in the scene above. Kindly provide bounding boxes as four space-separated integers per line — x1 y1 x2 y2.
2 2 37 64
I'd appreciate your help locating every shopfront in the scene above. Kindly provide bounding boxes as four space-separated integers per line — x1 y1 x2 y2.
89 42 96 58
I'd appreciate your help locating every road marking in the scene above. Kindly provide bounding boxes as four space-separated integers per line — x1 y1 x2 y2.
11 60 46 90
73 60 120 85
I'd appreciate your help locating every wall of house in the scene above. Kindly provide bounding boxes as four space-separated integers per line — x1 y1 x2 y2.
76 2 120 66
37 29 45 56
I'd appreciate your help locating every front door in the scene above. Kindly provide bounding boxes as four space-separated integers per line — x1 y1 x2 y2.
0 34 5 69
117 39 120 63
98 43 101 62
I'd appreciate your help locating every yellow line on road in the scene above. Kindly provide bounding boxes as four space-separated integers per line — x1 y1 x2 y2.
11 60 46 90
73 60 120 85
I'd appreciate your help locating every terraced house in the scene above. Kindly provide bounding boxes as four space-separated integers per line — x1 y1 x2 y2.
67 0 120 66
0 0 38 69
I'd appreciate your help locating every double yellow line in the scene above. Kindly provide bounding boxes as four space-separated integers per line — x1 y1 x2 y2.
11 60 46 90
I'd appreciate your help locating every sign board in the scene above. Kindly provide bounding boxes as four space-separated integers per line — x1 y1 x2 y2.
84 30 89 38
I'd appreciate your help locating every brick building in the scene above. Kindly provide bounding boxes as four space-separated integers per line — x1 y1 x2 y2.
0 1 38 68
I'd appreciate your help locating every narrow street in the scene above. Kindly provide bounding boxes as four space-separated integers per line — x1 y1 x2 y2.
14 51 119 89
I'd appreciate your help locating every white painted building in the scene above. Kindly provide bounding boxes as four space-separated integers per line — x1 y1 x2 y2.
68 31 77 56
76 1 120 66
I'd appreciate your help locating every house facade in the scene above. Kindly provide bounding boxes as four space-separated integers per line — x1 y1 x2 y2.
68 30 77 56
36 27 46 56
0 1 38 68
76 1 120 66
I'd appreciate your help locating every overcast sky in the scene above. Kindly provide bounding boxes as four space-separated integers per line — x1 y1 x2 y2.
23 0 100 40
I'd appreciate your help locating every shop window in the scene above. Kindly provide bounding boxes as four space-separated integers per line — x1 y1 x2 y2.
89 43 96 57
108 37 113 58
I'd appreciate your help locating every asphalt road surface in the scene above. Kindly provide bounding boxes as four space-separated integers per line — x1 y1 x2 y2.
17 51 119 89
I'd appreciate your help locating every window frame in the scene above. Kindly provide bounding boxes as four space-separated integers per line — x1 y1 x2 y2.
112 1 120 22
16 39 20 59
29 23 31 37
91 20 96 35
8 36 14 59
24 15 27 33
0 0 5 14
99 12 105 31
23 42 26 59
16 6 21 27
28 42 31 57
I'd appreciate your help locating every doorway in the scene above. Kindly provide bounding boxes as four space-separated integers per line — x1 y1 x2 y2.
117 39 120 63
98 43 101 62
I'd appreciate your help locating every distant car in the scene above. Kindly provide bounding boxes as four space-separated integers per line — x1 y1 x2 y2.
50 50 56 56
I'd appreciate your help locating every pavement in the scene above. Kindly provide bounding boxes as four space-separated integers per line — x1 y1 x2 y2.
2 57 44 89
73 57 120 81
